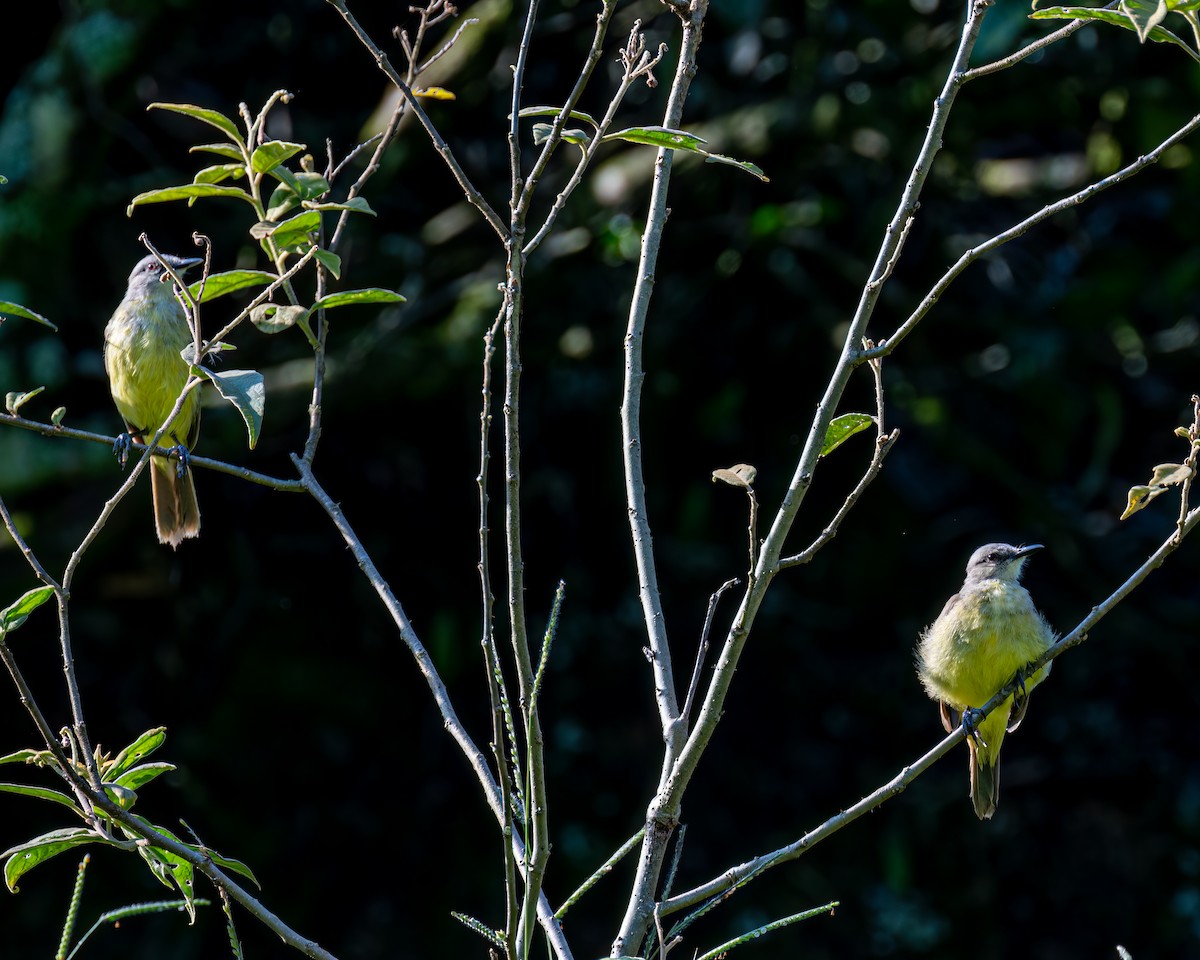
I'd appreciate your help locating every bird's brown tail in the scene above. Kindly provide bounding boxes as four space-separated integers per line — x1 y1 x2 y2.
151 458 201 548
968 742 1001 820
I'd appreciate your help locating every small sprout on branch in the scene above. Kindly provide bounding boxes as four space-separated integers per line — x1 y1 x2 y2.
1121 396 1200 520
4 387 45 417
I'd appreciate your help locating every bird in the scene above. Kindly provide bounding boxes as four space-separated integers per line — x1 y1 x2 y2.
103 253 203 548
915 543 1056 819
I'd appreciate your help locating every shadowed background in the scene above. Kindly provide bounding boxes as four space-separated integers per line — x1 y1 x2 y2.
1 1 1199 958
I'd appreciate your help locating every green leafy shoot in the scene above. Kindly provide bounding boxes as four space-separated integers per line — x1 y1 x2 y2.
0 585 56 635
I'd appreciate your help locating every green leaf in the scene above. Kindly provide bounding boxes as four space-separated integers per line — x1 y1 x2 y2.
122 817 196 915
127 183 254 216
3 828 112 893
0 749 43 766
255 210 321 250
820 413 875 457
0 782 84 815
193 368 264 449
1120 0 1169 41
105 728 167 781
251 303 310 334
313 248 342 279
250 140 306 175
50 406 66 425
103 783 138 809
0 585 55 634
0 301 57 330
113 762 176 792
304 196 377 216
187 270 276 303
189 142 244 161
602 125 707 150
5 387 45 416
193 163 245 185
518 105 600 128
183 843 260 888
148 102 243 144
600 126 769 180
1030 6 1200 59
311 288 406 310
704 153 770 182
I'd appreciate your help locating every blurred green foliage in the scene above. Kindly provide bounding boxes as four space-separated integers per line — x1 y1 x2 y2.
1 1 1199 959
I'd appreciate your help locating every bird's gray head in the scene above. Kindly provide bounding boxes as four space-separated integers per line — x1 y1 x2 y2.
124 254 202 299
964 542 1043 583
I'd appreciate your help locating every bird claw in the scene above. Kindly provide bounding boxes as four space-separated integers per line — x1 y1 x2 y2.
169 444 191 480
961 707 988 749
1010 666 1028 710
112 432 134 469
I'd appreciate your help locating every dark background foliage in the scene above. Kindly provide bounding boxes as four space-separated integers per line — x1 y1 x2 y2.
1 1 1199 958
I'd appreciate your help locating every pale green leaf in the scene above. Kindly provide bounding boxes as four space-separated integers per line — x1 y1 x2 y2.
194 368 264 449
127 183 254 216
251 303 310 334
0 301 57 330
148 102 243 143
250 140 306 174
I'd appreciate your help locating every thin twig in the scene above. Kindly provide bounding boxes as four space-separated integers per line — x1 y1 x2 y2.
868 106 1200 359
680 579 739 726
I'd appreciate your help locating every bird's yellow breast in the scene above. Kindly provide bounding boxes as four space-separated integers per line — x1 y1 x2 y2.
918 580 1053 711
104 295 198 448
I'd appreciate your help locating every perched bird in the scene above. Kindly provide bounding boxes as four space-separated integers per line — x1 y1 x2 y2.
104 253 203 548
916 543 1056 819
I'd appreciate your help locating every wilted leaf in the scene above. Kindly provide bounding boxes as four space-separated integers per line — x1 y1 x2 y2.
251 303 310 334
712 463 757 488
1148 462 1193 487
196 368 265 449
1120 484 1165 520
5 387 45 416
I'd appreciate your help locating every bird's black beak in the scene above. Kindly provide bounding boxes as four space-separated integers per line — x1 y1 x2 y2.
1013 544 1044 559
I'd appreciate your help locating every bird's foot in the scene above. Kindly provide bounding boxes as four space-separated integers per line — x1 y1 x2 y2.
961 707 988 749
112 432 134 469
168 444 191 480
1010 666 1028 711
